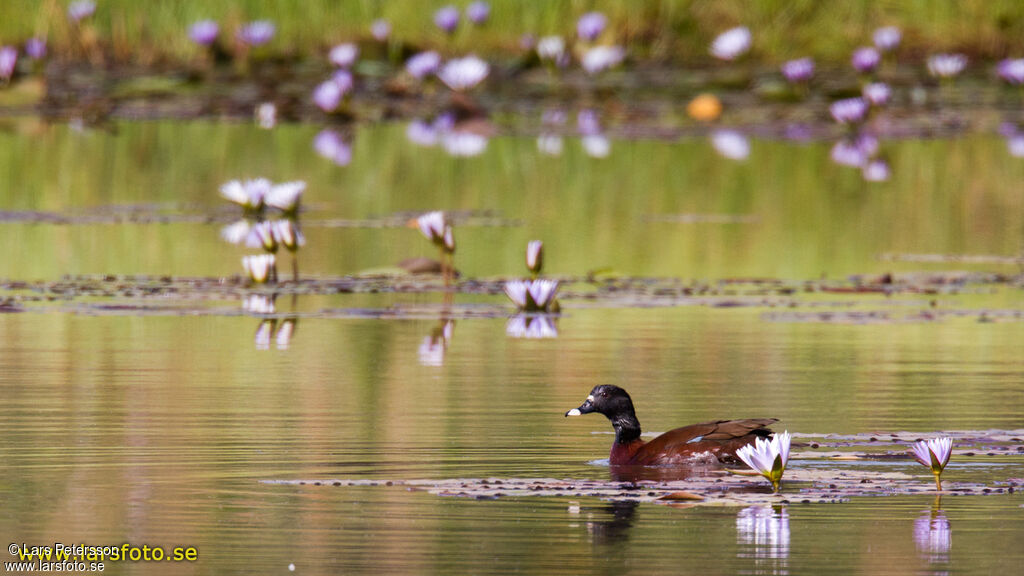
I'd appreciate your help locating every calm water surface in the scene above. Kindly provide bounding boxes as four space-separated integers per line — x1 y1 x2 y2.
1 121 1022 574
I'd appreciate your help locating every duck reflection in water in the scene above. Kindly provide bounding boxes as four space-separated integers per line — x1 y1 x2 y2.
914 497 951 566
736 505 790 574
569 500 639 546
418 319 454 367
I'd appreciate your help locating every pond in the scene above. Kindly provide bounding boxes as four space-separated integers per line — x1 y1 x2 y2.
1 120 1022 574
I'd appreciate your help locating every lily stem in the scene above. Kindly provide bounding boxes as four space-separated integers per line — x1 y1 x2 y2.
933 472 942 491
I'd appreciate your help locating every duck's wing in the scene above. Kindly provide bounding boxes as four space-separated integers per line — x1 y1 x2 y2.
632 418 778 465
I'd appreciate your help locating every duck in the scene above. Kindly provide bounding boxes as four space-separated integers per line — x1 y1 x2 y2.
565 385 777 466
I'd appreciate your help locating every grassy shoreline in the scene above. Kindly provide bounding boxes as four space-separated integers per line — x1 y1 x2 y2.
3 0 1024 67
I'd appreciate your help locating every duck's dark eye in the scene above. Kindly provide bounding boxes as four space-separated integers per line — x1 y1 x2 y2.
600 392 608 398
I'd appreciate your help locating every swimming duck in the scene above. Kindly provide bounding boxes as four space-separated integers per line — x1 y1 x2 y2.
565 385 777 466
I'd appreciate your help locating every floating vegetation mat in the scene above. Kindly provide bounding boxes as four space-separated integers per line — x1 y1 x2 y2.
0 269 1021 321
262 431 1024 507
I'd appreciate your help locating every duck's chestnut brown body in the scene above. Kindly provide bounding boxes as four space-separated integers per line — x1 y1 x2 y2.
566 385 777 466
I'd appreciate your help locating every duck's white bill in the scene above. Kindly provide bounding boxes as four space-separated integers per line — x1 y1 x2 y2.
566 408 582 416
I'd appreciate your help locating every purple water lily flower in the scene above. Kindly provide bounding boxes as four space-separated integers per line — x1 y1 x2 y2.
851 47 880 74
0 47 17 81
781 57 814 83
312 80 344 112
24 38 46 60
189 20 219 46
503 279 559 312
830 97 869 124
581 46 624 75
526 240 543 275
928 54 967 78
873 26 901 52
313 129 353 166
405 51 441 80
329 43 358 68
466 1 490 25
577 12 607 41
237 21 275 47
536 36 565 63
371 19 390 42
862 82 891 106
67 0 96 22
997 58 1024 85
710 27 751 61
434 6 460 34
577 109 601 136
437 55 489 91
911 437 953 490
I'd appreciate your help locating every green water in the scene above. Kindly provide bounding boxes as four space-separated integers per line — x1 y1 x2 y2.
1 121 1022 574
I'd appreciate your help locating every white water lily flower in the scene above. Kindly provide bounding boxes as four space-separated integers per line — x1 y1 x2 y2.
416 211 447 244
437 56 489 91
736 430 791 492
242 254 276 283
265 181 305 213
506 279 560 311
710 27 751 61
581 45 625 75
221 178 271 210
246 221 278 252
911 437 952 489
526 240 543 274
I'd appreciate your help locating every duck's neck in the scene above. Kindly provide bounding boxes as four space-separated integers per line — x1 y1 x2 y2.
611 411 642 444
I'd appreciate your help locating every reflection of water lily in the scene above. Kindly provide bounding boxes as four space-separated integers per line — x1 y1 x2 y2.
736 506 790 561
914 509 952 562
276 318 297 350
710 27 751 61
581 135 611 158
736 431 791 492
862 158 890 182
244 294 276 314
506 315 558 339
536 134 563 156
577 12 607 42
928 54 967 78
272 220 305 251
220 220 251 245
830 134 878 167
254 319 274 350
1007 134 1024 158
256 103 276 129
418 320 455 367
911 437 952 490
441 131 488 157
242 254 276 283
313 129 353 166
711 130 750 160
189 20 219 46
437 56 489 91
536 36 565 63
504 279 559 312
873 26 901 52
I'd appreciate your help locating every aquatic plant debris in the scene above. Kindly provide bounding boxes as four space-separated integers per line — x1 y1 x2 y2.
263 430 1024 507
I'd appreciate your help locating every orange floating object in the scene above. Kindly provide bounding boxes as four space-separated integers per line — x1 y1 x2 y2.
687 93 722 121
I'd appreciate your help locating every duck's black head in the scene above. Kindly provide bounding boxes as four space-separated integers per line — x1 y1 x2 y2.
566 385 638 420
